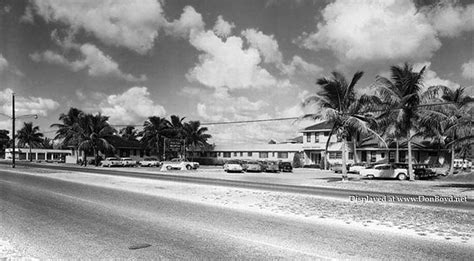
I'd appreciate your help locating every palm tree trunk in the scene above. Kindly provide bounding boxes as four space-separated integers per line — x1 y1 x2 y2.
342 137 348 181
449 144 455 175
29 145 32 162
407 134 414 181
352 134 359 164
94 147 98 166
395 140 399 162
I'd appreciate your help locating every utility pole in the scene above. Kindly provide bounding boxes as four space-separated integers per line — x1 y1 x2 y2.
12 93 15 168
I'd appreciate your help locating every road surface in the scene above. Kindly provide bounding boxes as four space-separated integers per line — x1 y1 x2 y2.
1 170 472 259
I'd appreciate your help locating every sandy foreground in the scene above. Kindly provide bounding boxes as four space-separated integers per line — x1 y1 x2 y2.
1 167 473 259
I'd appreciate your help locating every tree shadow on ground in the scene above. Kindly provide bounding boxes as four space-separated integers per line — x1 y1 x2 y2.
434 183 474 191
319 177 363 183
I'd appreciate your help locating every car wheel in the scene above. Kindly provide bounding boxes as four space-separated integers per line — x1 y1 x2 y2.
397 173 407 180
367 175 374 179
166 165 172 170
186 165 192 170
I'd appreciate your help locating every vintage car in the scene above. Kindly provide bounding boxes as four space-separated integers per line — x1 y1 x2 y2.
223 160 244 173
120 157 137 167
359 164 408 180
348 163 367 174
245 161 263 172
138 158 161 167
264 161 280 173
101 157 122 167
160 158 199 171
278 162 293 172
393 163 438 179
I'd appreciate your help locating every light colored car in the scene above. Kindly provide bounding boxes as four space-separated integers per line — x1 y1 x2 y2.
245 161 263 172
224 160 243 173
120 157 137 167
349 163 367 174
101 157 121 167
161 158 199 171
359 164 408 180
139 158 161 167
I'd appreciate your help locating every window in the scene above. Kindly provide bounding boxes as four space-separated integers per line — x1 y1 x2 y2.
306 133 311 142
272 152 275 157
314 132 319 142
349 152 354 160
329 152 342 159
381 152 385 158
259 152 268 158
223 152 231 158
247 152 253 157
240 152 243 157
234 152 237 156
210 152 217 157
370 151 376 162
38 153 45 160
277 152 288 158
324 131 329 136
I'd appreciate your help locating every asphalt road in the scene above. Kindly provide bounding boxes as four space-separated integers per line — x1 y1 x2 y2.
1 170 473 260
3 161 473 210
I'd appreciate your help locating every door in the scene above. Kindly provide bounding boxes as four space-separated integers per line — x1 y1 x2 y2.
310 152 321 165
361 151 367 162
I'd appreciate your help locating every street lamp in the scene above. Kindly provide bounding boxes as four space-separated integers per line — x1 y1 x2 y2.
0 93 38 168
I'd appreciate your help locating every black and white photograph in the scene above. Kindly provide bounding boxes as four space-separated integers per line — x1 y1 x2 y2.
0 0 473 259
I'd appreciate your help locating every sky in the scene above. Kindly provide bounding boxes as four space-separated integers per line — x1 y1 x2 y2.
0 0 472 145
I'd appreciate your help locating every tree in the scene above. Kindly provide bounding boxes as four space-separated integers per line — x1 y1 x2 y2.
0 129 10 151
420 86 474 174
119 126 139 141
140 116 171 160
376 63 448 180
51 107 84 149
42 137 55 149
74 113 116 166
184 121 211 160
304 71 384 181
16 122 44 161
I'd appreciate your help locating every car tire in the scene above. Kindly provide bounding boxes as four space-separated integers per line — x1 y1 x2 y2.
166 165 172 170
186 165 192 170
397 173 407 180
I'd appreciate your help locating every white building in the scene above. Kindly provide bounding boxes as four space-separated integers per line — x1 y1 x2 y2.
4 148 72 162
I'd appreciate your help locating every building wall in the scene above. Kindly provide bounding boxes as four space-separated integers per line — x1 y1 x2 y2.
5 148 72 162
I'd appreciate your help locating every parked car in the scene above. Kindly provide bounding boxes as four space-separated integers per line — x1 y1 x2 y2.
348 163 367 174
139 158 161 167
161 158 199 170
264 161 280 173
359 164 408 180
120 157 137 167
258 161 269 172
101 157 121 167
279 162 293 172
223 160 244 173
393 163 438 179
245 161 263 172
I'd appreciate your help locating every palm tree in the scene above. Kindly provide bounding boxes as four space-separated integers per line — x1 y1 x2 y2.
51 107 83 148
376 63 452 180
0 129 10 151
74 113 116 166
421 86 474 174
184 121 212 160
140 116 171 160
16 122 44 161
303 71 385 181
119 126 139 141
168 115 186 138
42 137 55 149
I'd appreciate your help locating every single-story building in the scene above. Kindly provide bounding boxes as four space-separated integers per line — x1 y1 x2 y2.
4 148 72 162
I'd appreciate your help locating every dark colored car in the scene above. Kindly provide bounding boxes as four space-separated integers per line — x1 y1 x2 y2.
279 162 293 172
392 163 437 179
264 161 280 173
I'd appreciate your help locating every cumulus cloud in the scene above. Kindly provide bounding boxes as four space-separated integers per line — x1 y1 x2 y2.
99 87 166 124
213 15 235 38
298 0 441 64
0 88 59 117
187 30 278 90
282 56 323 76
461 60 474 79
30 0 165 54
30 44 146 82
425 3 474 37
0 54 8 72
165 6 205 39
242 29 283 64
414 62 459 89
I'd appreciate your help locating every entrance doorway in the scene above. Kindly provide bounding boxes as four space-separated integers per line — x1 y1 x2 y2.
310 152 321 165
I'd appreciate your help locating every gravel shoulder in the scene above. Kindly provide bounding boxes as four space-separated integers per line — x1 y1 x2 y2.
1 165 472 258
